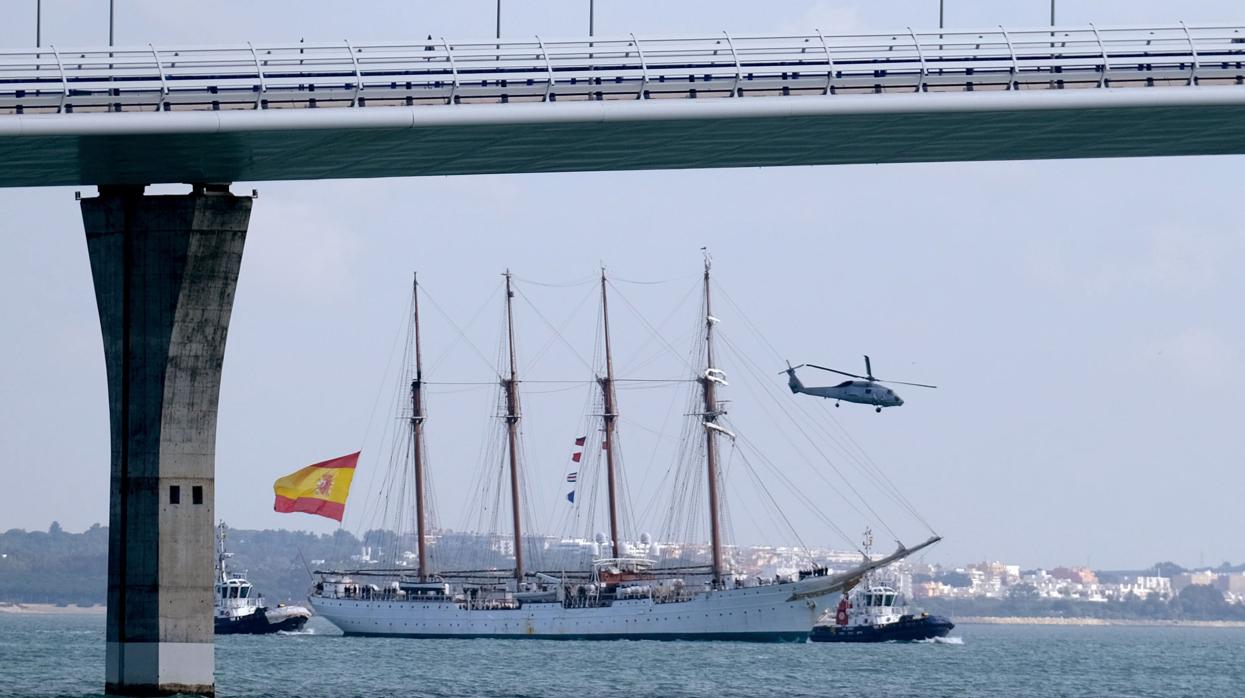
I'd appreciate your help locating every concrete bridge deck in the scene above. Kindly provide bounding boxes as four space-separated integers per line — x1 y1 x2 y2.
1 24 1244 186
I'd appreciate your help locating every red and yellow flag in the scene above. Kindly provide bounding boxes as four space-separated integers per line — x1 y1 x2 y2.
273 452 359 521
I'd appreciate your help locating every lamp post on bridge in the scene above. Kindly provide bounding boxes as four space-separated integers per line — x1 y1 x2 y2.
936 2 1055 29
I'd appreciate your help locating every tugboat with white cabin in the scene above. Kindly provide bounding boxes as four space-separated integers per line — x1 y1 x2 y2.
215 522 312 635
811 585 954 642
811 531 954 643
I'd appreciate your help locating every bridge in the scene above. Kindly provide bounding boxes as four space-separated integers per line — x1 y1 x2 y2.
3 24 1245 186
2 23 1243 697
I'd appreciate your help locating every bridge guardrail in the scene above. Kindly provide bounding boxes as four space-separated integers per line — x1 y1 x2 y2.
1 24 1243 114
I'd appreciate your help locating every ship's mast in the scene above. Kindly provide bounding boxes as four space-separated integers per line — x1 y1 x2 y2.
599 270 621 559
701 256 725 586
216 521 231 585
410 273 430 581
503 271 525 582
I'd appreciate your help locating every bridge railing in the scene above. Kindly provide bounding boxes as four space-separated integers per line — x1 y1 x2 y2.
1 24 1243 114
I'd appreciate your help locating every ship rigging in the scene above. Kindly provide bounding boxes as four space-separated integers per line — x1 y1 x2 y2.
308 259 940 641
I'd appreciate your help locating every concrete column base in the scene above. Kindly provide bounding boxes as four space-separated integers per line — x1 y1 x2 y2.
84 184 251 698
106 642 215 697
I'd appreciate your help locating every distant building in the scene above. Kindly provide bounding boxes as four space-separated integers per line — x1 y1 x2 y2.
1216 573 1245 596
1050 566 1099 585
349 546 374 564
1115 576 1172 600
913 581 954 599
1172 571 1218 593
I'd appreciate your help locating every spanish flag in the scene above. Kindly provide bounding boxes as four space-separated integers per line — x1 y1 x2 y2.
273 452 359 522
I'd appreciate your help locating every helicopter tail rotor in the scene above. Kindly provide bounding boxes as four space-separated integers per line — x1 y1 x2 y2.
778 360 810 375
781 360 806 394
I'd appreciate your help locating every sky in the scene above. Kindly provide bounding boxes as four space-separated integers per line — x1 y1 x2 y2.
1 1 1243 571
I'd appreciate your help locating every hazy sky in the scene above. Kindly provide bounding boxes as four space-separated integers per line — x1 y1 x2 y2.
1 1 1243 571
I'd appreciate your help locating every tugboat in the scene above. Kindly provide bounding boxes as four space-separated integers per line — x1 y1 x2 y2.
215 522 313 635
810 585 955 643
811 529 954 643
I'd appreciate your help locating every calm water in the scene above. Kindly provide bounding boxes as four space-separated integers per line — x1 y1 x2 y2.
2 613 1244 697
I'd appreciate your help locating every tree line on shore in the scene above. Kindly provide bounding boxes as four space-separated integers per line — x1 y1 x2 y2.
0 523 362 605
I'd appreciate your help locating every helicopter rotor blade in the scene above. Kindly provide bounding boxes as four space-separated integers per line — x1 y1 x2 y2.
777 362 807 375
806 364 867 380
876 379 938 389
863 355 874 381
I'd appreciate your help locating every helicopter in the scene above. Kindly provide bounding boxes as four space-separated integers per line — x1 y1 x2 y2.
782 356 936 412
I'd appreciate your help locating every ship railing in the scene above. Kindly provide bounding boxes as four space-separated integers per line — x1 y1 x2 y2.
592 556 656 569
314 584 459 603
651 590 699 605
314 567 542 584
310 579 700 606
315 566 709 582
464 598 522 611
1 24 1242 114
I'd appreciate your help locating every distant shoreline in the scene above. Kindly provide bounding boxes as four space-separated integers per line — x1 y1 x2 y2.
0 603 106 615
957 615 1245 628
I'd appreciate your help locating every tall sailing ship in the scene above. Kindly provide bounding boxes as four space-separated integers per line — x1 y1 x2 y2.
309 261 939 641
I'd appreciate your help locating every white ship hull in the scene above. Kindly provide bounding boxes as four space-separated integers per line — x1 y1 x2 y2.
311 581 825 641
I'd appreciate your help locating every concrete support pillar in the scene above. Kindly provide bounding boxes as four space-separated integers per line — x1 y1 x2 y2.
82 184 251 697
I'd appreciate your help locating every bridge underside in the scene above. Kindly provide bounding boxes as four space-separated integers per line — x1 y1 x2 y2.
4 88 1245 187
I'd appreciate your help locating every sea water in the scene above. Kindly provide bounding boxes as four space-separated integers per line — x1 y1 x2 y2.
2 613 1243 697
